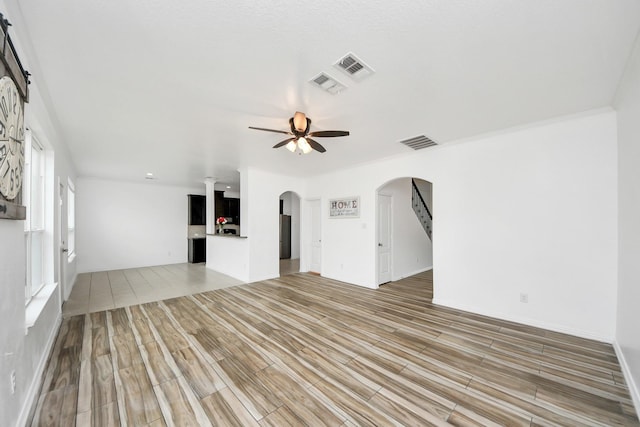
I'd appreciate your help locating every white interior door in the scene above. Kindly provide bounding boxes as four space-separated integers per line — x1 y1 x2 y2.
378 194 392 284
310 199 321 273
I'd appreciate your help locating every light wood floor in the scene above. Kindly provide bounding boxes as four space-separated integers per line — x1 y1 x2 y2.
31 270 638 426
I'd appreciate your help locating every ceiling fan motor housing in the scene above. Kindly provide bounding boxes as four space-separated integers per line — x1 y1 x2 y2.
290 116 311 136
292 111 308 133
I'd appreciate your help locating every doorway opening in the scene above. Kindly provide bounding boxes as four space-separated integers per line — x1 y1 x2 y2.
376 177 433 297
279 191 301 276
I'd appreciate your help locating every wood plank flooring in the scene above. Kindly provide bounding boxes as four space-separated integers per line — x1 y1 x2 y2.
30 270 639 426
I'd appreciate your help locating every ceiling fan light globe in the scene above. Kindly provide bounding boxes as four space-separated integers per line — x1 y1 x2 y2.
293 111 307 132
298 137 312 154
286 140 297 152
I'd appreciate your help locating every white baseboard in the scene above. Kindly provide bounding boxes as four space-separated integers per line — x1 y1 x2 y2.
16 312 62 427
613 340 640 419
64 272 78 301
432 297 612 343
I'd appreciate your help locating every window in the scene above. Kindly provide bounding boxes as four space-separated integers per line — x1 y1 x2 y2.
24 132 46 302
67 180 75 259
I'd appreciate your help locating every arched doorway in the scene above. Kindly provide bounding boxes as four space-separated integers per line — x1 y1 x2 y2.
279 191 301 276
376 177 433 296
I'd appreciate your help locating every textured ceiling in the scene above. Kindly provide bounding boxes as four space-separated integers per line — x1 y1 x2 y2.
9 0 640 188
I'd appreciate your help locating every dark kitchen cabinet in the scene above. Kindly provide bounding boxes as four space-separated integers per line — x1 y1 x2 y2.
225 198 240 223
188 195 206 225
214 191 240 224
188 238 206 263
214 191 225 218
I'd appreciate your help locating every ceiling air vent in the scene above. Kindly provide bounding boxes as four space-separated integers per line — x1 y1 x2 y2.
309 72 347 95
399 135 438 150
334 52 374 81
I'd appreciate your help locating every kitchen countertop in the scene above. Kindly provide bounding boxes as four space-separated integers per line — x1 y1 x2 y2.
207 233 247 239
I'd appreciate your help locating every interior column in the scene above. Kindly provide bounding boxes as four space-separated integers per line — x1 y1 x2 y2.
204 177 216 235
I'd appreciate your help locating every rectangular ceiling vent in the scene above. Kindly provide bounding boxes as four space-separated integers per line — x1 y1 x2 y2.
399 135 438 150
334 52 375 81
309 73 347 95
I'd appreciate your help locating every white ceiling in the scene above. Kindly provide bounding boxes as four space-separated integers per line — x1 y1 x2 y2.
11 0 640 189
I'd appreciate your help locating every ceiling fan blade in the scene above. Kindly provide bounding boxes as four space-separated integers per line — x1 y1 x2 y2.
273 138 294 149
248 126 293 135
306 138 326 153
308 130 350 138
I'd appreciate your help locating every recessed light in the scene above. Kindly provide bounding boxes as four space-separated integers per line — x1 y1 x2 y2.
226 186 231 189
146 172 153 177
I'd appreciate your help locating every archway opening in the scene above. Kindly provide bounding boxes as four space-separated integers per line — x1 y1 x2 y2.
279 191 301 276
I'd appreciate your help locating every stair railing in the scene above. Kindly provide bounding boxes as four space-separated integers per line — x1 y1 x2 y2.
411 179 432 239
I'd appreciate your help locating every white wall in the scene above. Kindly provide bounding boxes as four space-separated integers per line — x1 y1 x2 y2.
76 178 204 273
1 221 64 427
291 194 300 259
0 220 30 427
0 3 78 425
303 110 618 341
379 178 433 280
303 181 376 287
244 168 307 282
614 31 640 413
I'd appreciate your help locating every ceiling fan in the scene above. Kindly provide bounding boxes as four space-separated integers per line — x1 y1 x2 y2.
249 111 349 154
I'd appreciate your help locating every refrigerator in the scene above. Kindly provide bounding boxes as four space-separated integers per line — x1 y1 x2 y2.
279 214 291 259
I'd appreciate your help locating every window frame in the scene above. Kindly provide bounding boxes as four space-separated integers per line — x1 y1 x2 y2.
24 131 46 303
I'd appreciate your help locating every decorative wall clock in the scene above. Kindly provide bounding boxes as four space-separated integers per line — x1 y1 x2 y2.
0 76 24 201
0 12 29 220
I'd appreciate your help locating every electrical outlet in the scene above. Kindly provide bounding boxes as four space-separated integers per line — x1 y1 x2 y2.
520 293 529 303
10 370 16 394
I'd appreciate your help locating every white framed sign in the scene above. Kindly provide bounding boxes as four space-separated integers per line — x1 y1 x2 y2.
329 196 360 218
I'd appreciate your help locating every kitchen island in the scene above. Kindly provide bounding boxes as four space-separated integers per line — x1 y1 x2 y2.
206 233 249 282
